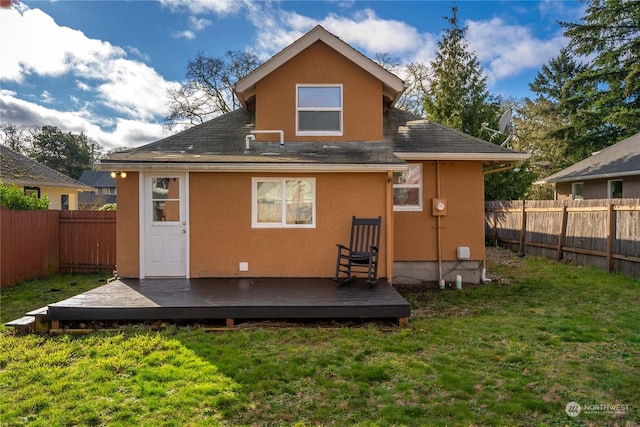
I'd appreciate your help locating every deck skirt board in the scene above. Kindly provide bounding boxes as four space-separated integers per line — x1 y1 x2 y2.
46 278 411 322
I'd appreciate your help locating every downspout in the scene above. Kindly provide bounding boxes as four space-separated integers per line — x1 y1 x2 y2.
436 160 443 282
386 170 395 285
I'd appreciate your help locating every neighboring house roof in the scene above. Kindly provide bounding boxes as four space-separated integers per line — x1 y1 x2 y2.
78 170 116 188
538 132 640 184
100 108 528 172
235 25 406 108
0 145 95 191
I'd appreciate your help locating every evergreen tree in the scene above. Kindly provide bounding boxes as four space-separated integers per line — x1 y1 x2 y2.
524 48 597 165
29 126 102 179
423 6 499 137
560 0 640 141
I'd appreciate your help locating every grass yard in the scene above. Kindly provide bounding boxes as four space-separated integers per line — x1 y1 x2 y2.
1 248 638 426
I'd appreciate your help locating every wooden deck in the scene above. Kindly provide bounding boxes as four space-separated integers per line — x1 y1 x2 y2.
44 278 411 326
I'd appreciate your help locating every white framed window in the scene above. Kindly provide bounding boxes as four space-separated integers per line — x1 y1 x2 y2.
608 180 623 198
393 164 423 211
151 177 181 222
572 182 584 200
296 84 342 136
252 178 316 228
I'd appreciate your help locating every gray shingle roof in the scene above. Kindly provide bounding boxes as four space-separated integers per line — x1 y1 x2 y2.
0 145 95 190
539 132 640 183
384 108 525 158
101 108 527 170
78 170 117 188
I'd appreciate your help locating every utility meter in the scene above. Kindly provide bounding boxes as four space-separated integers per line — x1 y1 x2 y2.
432 198 447 216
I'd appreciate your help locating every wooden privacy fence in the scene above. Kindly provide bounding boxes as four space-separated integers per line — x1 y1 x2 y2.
1 210 116 287
485 199 640 279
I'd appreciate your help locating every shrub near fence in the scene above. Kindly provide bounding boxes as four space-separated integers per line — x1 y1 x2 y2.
1 209 116 287
485 199 640 279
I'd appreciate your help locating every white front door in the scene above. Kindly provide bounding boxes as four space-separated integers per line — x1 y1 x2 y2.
142 173 188 277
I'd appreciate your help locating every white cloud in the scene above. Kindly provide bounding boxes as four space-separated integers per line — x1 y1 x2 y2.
173 29 196 40
159 0 244 15
0 8 125 83
0 5 179 147
244 6 429 66
466 18 567 81
0 92 166 150
321 9 422 54
189 16 212 31
96 58 179 121
40 90 55 104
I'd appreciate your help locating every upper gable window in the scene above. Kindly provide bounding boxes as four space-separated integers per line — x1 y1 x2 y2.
296 85 342 136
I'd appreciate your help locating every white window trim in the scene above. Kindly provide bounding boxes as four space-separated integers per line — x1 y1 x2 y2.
608 179 623 198
572 182 584 200
393 164 423 212
252 177 316 228
296 84 343 136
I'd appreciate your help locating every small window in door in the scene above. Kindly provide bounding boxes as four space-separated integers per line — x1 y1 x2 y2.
151 177 180 222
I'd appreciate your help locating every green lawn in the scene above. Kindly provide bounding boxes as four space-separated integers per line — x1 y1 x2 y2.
1 248 638 426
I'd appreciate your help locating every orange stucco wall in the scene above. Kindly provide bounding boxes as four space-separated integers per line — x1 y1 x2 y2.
394 161 486 263
189 171 388 278
115 172 139 277
255 41 383 142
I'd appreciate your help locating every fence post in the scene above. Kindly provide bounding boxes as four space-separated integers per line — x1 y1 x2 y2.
607 202 615 272
557 204 568 261
492 207 498 245
519 201 527 254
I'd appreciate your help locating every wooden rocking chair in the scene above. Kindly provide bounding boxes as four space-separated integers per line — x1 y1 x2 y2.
335 216 381 286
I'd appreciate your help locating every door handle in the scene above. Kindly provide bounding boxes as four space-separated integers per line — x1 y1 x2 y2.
182 229 186 233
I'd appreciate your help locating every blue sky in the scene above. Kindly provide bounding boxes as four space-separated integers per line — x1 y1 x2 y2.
0 0 585 150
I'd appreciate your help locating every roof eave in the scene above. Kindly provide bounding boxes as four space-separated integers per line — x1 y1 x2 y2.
96 162 407 173
395 152 531 162
537 169 640 184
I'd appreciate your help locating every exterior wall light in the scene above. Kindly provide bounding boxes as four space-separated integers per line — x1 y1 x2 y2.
110 171 127 178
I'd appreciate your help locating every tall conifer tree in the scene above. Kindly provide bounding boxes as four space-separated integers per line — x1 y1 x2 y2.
423 6 498 137
560 0 640 141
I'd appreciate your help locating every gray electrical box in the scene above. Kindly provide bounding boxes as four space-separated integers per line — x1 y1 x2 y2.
457 246 471 260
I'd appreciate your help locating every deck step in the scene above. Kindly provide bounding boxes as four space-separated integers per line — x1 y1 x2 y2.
5 316 36 333
6 306 52 334
25 306 49 317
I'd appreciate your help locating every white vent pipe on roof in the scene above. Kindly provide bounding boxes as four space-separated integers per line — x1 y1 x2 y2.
251 130 285 149
244 134 255 154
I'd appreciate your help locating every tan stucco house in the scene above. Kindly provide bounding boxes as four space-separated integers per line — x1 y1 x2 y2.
1 145 94 210
99 25 527 284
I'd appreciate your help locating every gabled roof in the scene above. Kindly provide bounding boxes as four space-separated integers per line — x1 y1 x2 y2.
99 108 529 172
0 145 94 191
235 25 406 108
78 170 117 188
538 132 640 183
